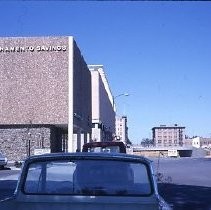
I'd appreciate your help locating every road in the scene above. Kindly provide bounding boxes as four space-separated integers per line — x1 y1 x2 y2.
0 168 20 200
152 157 211 210
0 158 211 209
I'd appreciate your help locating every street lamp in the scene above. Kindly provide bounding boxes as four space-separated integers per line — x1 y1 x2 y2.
112 93 129 142
113 93 129 110
114 93 129 99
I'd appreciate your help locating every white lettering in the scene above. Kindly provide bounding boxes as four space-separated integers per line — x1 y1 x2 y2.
19 47 25 52
62 45 67 51
36 46 41 51
28 46 34 52
57 46 62 51
10 47 15 52
41 46 46 51
51 46 57 51
0 45 67 53
15 47 20 52
5 47 9 52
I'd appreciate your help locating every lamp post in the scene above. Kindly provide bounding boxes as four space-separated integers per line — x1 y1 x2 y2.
112 93 129 142
112 93 129 110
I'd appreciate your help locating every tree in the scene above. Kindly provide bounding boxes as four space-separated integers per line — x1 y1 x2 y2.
141 138 154 147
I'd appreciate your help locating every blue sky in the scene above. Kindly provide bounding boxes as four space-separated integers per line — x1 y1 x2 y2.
0 1 211 143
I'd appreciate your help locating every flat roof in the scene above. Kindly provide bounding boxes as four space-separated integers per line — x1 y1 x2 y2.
152 126 185 130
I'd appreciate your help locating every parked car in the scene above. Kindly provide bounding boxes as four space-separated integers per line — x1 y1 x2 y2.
82 141 127 153
0 152 7 169
0 152 171 210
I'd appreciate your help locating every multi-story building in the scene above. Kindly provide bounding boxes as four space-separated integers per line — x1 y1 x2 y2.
115 115 128 144
192 137 211 149
0 36 92 160
88 65 115 142
152 124 185 147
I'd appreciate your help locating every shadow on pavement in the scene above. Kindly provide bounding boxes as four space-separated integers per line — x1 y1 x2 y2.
0 167 11 170
0 180 17 200
158 183 211 210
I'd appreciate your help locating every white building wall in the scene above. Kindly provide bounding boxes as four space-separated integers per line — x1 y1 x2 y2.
192 137 211 149
70 39 92 152
91 71 100 120
89 65 115 142
99 76 115 133
192 137 201 148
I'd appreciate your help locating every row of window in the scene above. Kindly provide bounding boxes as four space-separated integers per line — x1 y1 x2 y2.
157 140 178 144
157 135 178 138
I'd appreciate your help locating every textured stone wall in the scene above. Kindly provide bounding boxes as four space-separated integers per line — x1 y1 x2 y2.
0 127 51 161
0 36 69 125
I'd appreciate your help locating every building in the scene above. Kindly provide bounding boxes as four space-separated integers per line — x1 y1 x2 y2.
192 137 211 149
152 124 185 147
0 36 92 160
115 115 129 144
88 65 115 142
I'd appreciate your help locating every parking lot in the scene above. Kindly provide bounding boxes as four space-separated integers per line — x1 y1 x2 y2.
0 157 211 209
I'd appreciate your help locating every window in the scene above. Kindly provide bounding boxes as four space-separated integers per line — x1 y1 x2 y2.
24 161 76 194
23 159 152 196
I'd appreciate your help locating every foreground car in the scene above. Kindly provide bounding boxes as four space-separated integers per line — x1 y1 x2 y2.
0 152 7 169
0 152 171 210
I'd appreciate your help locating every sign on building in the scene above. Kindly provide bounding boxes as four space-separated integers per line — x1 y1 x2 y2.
34 148 51 155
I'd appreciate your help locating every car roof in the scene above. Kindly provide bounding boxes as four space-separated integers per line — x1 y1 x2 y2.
25 152 152 165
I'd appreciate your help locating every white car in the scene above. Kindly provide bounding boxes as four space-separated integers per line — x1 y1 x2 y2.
0 152 171 209
0 152 7 169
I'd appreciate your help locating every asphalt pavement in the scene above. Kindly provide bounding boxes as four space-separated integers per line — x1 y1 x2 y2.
152 157 211 210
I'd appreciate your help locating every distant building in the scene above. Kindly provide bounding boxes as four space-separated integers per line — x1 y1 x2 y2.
152 124 185 147
115 115 128 144
183 138 193 147
192 137 211 149
88 65 115 142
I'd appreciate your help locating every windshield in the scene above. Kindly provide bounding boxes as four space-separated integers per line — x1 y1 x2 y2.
88 146 120 153
23 159 152 196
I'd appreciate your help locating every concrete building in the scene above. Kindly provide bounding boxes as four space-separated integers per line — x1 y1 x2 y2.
152 124 185 147
115 115 128 144
88 65 115 142
192 137 211 149
0 36 92 160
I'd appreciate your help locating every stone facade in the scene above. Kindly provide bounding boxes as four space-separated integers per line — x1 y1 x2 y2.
0 125 69 161
0 126 51 161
